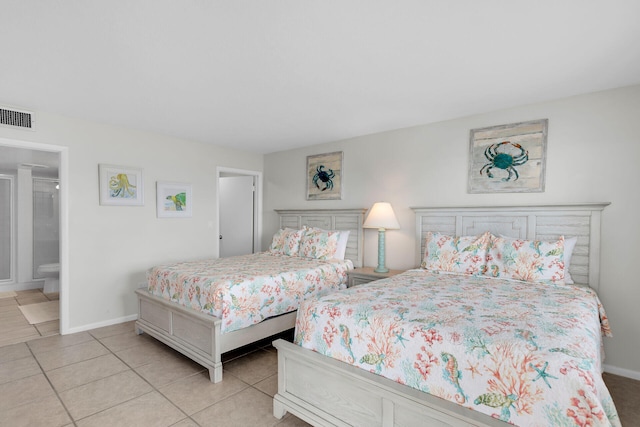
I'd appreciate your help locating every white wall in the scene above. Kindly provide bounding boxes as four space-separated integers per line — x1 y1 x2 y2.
0 111 263 332
264 84 640 378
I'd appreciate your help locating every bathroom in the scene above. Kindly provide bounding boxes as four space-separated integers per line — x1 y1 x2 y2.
0 146 60 295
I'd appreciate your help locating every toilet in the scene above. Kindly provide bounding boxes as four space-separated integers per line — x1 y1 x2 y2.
37 263 60 294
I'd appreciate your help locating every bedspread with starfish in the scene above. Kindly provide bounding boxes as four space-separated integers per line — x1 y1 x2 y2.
147 252 352 333
294 269 619 426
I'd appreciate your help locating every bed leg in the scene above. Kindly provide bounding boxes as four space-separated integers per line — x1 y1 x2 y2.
209 363 223 383
273 396 287 419
134 322 143 335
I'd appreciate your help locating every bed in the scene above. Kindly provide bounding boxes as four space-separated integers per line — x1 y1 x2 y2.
135 208 365 383
273 203 619 426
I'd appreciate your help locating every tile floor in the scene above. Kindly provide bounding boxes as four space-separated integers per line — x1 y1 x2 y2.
0 289 60 348
0 321 309 427
0 292 638 426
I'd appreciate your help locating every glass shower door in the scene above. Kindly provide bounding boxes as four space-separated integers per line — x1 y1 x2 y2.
0 175 12 282
32 178 59 279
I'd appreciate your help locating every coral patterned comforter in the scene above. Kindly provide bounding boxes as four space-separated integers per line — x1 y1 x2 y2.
147 252 352 333
294 269 620 426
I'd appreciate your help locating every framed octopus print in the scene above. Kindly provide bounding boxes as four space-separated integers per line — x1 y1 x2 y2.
98 164 144 206
467 119 548 193
306 151 343 200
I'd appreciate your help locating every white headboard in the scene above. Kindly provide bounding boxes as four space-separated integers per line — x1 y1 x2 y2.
412 203 610 291
276 209 367 268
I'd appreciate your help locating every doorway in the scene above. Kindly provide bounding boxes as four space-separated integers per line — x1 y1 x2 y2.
217 167 262 258
0 137 69 334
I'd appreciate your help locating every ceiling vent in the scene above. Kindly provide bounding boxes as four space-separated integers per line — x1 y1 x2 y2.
0 106 35 130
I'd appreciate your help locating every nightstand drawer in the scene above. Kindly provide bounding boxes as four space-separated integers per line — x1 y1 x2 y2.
347 267 404 287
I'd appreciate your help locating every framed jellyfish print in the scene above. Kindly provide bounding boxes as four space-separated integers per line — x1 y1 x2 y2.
98 164 144 206
467 119 548 193
306 151 343 200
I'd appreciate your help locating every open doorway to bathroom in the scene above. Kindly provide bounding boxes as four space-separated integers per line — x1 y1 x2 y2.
0 138 67 342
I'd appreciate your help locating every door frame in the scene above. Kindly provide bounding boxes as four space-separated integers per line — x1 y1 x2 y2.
216 167 262 255
0 137 69 334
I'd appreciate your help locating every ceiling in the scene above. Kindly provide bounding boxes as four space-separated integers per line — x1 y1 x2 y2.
2 1 640 156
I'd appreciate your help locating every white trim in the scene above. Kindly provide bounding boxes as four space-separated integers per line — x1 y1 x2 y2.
216 166 263 255
603 364 640 381
65 314 138 335
0 137 69 335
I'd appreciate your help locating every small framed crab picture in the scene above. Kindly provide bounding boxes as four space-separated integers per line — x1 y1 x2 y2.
306 151 343 200
467 119 548 193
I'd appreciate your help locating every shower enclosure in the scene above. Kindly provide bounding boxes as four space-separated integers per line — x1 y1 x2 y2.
0 175 13 283
32 178 59 280
0 174 59 288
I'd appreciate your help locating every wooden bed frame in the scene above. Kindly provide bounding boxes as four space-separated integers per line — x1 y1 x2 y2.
135 208 366 383
273 203 609 426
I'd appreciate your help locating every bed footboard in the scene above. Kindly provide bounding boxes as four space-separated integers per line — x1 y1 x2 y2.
135 289 298 383
135 289 223 382
273 339 506 427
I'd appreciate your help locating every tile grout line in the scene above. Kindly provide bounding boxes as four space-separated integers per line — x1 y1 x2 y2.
93 331 201 426
26 341 78 427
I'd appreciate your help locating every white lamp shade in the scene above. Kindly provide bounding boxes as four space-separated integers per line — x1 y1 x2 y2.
363 202 400 230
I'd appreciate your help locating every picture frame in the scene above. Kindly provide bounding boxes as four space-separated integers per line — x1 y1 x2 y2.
98 164 144 206
156 181 192 218
306 151 343 200
467 119 548 193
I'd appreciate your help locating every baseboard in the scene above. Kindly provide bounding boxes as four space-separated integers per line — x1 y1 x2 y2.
63 313 138 335
0 280 44 292
603 364 640 381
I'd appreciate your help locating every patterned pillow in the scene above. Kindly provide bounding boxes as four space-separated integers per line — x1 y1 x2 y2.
422 231 490 276
485 234 565 285
298 227 341 260
269 228 304 256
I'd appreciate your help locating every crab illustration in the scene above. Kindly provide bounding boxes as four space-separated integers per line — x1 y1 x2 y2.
480 141 528 182
313 165 335 191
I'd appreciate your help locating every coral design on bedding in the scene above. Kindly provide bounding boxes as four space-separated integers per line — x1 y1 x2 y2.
422 231 490 276
294 270 619 426
147 252 352 333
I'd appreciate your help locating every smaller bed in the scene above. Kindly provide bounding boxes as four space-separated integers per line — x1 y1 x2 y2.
135 208 365 382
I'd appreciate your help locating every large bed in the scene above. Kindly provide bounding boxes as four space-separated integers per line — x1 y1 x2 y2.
273 203 619 426
135 208 365 383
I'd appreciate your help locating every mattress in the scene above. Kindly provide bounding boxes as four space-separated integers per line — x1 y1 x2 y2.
294 269 619 426
147 252 352 333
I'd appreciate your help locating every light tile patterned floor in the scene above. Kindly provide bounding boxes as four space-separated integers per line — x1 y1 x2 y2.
1 290 638 426
0 289 59 348
0 321 309 427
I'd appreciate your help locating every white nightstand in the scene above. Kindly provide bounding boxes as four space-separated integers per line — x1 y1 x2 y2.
347 267 404 287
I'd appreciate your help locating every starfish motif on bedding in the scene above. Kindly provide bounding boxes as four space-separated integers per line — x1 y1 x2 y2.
530 361 558 388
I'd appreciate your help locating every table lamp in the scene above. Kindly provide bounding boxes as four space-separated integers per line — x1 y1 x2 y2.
363 202 400 273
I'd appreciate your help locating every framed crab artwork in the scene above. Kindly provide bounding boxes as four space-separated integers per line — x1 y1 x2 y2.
467 119 548 193
306 151 343 200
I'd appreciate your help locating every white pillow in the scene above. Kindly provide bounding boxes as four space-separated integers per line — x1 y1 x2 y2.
334 230 350 260
564 236 577 284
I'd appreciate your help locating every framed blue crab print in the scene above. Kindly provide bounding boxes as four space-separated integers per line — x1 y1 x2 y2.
306 151 343 200
468 119 548 193
99 164 144 206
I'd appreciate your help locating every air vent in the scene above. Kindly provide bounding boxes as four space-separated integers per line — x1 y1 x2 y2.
0 106 35 130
